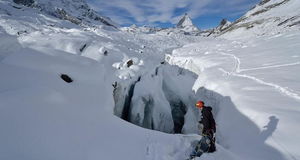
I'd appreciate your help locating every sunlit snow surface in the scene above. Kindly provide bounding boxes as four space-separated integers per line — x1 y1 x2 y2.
1 0 300 160
168 32 300 160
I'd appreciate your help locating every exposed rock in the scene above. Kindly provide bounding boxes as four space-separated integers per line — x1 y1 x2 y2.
112 81 117 89
177 13 193 28
13 0 34 7
13 0 118 28
259 0 271 6
218 0 298 38
79 44 87 52
126 59 133 68
278 16 299 26
55 8 82 25
12 5 22 9
220 19 228 26
60 74 73 83
176 13 199 32
17 30 28 36
103 50 108 56
207 19 231 36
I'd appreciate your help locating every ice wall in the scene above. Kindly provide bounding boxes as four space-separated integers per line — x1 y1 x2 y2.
113 64 211 134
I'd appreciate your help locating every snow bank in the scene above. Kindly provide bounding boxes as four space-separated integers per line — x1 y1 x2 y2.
168 31 300 160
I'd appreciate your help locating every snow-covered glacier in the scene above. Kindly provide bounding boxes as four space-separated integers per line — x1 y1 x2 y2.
0 0 300 160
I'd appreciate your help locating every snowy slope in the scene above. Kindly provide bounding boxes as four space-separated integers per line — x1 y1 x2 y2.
168 31 300 160
220 0 300 38
6 0 117 29
0 32 196 160
0 1 205 159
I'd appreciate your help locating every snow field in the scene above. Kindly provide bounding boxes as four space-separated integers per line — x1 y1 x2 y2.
1 0 300 159
168 31 300 160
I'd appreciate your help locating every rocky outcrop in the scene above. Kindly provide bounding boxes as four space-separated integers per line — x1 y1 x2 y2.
60 74 73 83
207 19 231 36
12 0 118 28
13 0 34 6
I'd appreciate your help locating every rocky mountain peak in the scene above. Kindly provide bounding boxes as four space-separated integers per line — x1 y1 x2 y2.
217 19 231 31
219 18 230 26
12 0 118 29
176 13 199 33
176 13 194 28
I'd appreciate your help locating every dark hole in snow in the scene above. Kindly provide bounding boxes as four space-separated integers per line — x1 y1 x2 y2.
79 44 87 52
170 101 187 133
113 64 199 134
12 5 22 9
126 59 134 68
112 81 117 88
103 50 108 56
13 0 34 7
155 67 159 75
17 30 28 36
121 82 136 121
60 74 73 83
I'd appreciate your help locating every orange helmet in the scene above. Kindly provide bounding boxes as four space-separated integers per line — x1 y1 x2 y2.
195 101 204 108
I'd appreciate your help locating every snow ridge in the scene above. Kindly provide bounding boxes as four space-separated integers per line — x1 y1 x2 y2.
219 0 300 38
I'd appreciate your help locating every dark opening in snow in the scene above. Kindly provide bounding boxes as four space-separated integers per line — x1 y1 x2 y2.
60 74 73 83
113 64 200 134
121 82 136 121
170 100 187 133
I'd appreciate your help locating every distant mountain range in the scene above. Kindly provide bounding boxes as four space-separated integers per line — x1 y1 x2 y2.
121 13 200 35
122 0 300 38
12 0 118 28
4 0 300 37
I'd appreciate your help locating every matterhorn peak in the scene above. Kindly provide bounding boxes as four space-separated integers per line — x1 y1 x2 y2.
176 13 194 28
176 13 199 33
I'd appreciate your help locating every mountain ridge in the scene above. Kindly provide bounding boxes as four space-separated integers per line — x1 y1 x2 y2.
12 0 118 28
218 0 300 38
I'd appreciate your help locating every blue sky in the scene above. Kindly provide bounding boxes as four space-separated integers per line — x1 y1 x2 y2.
87 0 260 29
